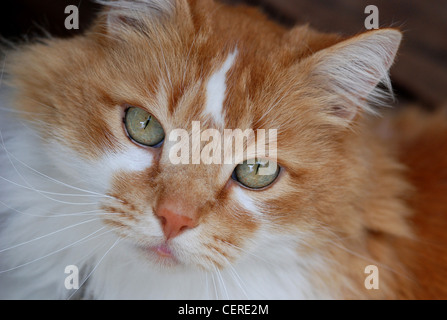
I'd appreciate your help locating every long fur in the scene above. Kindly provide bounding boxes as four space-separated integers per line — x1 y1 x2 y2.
0 0 446 299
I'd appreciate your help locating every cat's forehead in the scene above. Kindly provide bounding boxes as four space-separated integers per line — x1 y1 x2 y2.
98 1 341 133
160 48 251 131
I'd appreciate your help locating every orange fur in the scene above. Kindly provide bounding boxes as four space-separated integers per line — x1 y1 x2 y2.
3 0 447 299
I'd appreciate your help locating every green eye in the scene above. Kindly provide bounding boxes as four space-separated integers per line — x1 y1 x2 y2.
233 159 280 189
124 107 165 147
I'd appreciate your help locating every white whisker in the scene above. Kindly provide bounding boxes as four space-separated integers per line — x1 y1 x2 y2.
0 200 121 218
0 131 114 199
0 218 100 253
0 175 108 200
219 254 249 299
0 175 98 205
316 222 416 283
0 226 108 274
0 106 52 116
218 239 275 267
214 265 229 300
210 270 219 299
67 236 122 300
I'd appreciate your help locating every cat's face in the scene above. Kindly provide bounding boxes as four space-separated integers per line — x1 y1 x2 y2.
6 0 402 271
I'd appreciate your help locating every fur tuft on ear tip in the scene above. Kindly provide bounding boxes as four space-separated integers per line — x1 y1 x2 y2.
303 28 403 122
96 0 175 32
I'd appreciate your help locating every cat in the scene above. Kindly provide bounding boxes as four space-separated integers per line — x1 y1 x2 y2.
0 0 446 299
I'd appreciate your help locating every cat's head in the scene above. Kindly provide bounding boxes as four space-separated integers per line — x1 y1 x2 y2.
5 0 405 271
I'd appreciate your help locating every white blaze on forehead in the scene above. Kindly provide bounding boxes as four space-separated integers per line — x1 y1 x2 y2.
203 50 238 125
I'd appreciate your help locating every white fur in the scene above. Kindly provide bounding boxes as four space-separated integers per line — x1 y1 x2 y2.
0 86 334 299
96 0 176 36
232 187 261 215
203 50 238 126
104 146 154 174
98 0 175 20
309 30 401 118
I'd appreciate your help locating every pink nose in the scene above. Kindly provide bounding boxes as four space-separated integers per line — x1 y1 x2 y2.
155 204 196 240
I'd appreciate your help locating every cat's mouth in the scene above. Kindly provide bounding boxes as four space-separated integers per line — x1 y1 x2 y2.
140 242 180 266
149 243 174 258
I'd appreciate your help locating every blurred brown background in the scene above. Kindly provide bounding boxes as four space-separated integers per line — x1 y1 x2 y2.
1 0 446 108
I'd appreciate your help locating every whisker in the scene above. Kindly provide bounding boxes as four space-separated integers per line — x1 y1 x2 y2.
18 96 56 111
214 264 229 300
0 55 5 85
18 119 47 139
0 175 108 200
0 200 119 218
0 175 98 205
67 236 122 300
203 271 210 298
0 218 100 253
316 223 416 283
0 226 108 274
1 202 122 218
217 239 276 267
0 132 114 199
208 246 248 299
219 254 249 299
181 31 199 87
210 270 219 300
0 106 52 116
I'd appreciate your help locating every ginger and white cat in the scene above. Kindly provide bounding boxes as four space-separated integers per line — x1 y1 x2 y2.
0 0 446 299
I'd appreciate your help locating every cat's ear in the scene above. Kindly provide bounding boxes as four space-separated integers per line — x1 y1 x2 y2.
96 0 176 33
300 28 402 122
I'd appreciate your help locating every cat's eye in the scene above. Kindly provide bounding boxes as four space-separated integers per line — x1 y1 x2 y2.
233 159 280 189
124 107 165 147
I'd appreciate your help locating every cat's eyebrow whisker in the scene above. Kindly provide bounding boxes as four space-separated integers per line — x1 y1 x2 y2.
67 236 123 300
181 26 202 87
0 218 100 253
180 2 225 89
151 23 174 95
254 89 288 127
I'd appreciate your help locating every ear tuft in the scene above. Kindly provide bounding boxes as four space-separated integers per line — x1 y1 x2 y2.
96 0 175 32
303 29 402 122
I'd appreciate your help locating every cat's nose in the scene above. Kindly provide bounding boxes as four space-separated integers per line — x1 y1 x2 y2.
155 203 197 240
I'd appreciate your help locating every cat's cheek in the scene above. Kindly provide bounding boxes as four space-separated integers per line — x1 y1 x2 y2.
101 145 154 174
231 186 262 216
47 139 155 191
